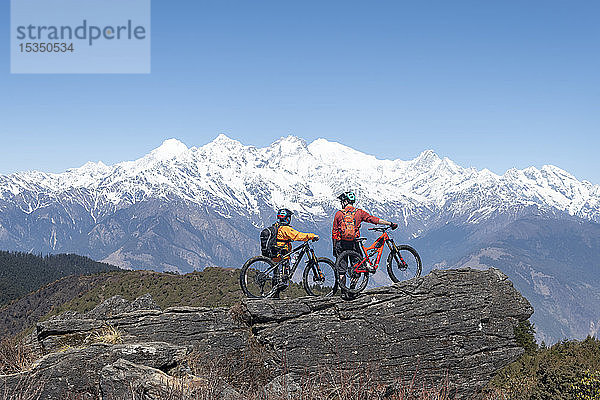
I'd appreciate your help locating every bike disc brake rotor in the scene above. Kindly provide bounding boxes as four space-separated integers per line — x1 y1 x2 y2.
399 259 409 270
394 253 408 271
349 271 361 290
254 271 268 289
313 269 325 282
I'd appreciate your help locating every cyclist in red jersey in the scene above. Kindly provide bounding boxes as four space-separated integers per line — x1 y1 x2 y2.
332 191 397 288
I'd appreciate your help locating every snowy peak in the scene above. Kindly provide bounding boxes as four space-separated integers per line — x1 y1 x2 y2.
308 138 381 168
146 138 189 162
199 134 249 157
0 135 599 225
72 161 109 172
60 161 113 188
209 134 244 147
413 149 441 164
266 136 309 157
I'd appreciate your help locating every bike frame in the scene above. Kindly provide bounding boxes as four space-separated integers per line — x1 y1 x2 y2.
266 240 318 279
351 229 404 274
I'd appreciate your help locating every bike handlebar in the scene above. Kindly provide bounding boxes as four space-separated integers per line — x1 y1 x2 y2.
368 226 390 232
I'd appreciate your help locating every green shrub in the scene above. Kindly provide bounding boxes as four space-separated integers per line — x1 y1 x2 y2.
570 369 600 400
514 320 538 356
489 336 600 399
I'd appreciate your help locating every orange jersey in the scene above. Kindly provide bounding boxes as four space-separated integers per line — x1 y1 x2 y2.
331 206 380 240
276 225 316 253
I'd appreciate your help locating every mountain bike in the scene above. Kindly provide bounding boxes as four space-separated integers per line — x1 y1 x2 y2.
240 239 338 298
334 226 421 295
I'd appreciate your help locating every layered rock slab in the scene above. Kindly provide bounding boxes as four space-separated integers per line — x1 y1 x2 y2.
1 342 187 400
245 268 533 397
2 268 533 399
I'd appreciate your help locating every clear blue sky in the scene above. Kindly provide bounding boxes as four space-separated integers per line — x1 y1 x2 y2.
1 1 599 183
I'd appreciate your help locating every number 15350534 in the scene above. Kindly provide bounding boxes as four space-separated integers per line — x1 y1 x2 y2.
19 43 74 53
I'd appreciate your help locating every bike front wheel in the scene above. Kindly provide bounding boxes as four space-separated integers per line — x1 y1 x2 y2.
303 257 338 297
387 245 422 283
240 256 278 298
335 250 369 295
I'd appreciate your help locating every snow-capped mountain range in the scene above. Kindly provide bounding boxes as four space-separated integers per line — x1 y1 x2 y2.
1 134 599 229
1 135 599 344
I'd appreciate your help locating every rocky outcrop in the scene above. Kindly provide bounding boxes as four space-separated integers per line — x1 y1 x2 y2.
1 268 533 399
86 293 161 319
1 342 187 400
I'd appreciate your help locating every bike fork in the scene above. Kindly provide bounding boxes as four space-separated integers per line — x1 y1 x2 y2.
393 252 407 269
312 263 325 281
388 242 407 269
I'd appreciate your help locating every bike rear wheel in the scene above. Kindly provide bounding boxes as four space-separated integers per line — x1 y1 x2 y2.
335 250 369 295
240 256 278 298
387 245 422 283
303 257 338 297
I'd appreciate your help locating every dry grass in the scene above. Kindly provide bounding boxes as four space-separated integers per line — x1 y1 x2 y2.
0 338 42 400
0 336 35 375
180 336 274 395
90 323 123 345
151 369 476 400
0 374 43 400
1 333 511 400
228 302 251 325
165 345 483 400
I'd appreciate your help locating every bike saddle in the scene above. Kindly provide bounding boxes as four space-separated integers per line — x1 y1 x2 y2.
356 237 368 242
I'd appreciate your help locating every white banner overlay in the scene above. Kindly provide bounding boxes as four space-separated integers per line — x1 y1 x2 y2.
11 0 151 74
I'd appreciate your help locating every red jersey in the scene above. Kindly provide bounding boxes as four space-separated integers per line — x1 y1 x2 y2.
331 206 380 241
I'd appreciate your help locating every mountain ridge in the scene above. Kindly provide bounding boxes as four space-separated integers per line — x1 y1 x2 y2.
1 135 598 226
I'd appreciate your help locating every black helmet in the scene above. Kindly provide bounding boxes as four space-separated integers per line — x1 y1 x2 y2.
337 191 356 205
276 208 293 225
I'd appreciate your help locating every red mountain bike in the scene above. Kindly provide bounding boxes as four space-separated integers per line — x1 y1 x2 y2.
334 226 422 295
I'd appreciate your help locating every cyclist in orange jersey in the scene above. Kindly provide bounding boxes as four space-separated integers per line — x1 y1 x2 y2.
332 192 397 292
270 208 319 297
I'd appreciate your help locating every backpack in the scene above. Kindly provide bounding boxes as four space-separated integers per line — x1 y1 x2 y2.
260 223 281 258
340 208 358 240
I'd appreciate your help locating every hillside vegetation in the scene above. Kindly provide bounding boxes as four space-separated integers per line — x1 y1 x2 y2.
0 251 118 307
0 273 115 337
488 322 600 399
47 267 306 317
1 264 305 338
